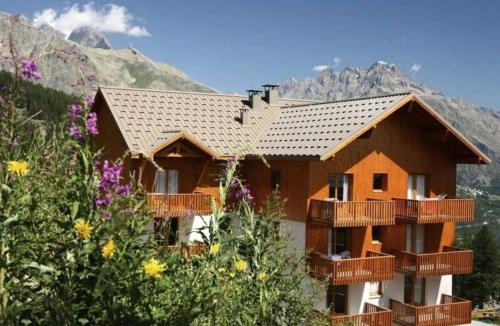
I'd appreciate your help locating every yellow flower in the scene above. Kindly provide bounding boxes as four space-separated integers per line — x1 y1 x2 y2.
74 219 92 240
101 239 116 259
209 243 221 255
257 271 268 282
143 258 166 279
7 160 29 176
234 259 248 272
229 272 236 278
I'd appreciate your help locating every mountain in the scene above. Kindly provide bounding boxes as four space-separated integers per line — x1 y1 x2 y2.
0 12 213 95
279 62 500 190
68 27 112 50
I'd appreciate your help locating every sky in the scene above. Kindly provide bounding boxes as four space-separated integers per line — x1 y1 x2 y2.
1 0 500 109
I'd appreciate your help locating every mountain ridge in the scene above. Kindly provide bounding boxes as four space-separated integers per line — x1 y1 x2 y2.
0 11 214 95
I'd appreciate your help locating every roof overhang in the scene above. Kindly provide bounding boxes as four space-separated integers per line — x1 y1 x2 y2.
320 94 490 164
147 130 219 159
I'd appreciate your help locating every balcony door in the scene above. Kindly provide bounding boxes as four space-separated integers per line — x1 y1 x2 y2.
154 169 179 194
404 275 425 305
328 228 350 256
406 224 425 254
329 174 351 201
407 174 426 200
327 284 348 315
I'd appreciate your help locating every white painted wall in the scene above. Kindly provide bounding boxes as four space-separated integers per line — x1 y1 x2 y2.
280 219 306 254
178 214 213 243
426 275 452 305
383 272 405 305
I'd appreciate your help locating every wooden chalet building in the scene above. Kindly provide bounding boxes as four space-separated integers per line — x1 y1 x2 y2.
93 84 489 326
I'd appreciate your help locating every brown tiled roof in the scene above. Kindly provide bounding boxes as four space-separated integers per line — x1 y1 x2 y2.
256 93 410 158
98 87 489 163
98 86 315 158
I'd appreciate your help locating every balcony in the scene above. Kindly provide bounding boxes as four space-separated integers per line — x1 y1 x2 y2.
331 303 393 326
147 193 212 218
309 251 395 285
390 295 471 326
393 198 474 224
308 200 395 227
390 246 473 277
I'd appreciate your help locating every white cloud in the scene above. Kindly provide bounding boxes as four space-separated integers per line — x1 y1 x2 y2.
33 3 150 38
312 65 330 72
410 63 422 74
333 56 342 66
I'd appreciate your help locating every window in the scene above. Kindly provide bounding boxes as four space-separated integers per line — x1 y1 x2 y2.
369 281 383 297
329 174 351 201
154 217 179 245
404 275 425 305
373 173 388 192
327 285 348 315
372 226 382 242
271 170 281 190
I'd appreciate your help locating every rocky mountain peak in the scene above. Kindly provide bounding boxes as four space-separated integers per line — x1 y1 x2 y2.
68 26 112 49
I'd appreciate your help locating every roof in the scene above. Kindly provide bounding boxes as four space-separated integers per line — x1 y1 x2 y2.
97 86 315 158
96 86 490 164
256 93 410 158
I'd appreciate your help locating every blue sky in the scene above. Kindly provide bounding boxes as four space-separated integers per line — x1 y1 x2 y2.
2 0 500 109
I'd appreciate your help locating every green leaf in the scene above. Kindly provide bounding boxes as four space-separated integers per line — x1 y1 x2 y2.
71 201 79 220
3 215 19 226
25 262 58 274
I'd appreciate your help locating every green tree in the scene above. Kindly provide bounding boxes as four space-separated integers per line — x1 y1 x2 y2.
455 225 500 308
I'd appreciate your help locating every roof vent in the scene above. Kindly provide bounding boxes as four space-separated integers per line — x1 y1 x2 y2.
240 107 249 125
263 84 279 105
247 89 262 110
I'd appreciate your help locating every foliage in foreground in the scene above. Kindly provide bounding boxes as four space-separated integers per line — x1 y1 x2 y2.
0 17 318 325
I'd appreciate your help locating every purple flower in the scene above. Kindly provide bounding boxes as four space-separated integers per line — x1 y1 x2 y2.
20 59 42 80
101 211 112 221
85 95 95 107
116 184 131 197
98 160 123 192
11 138 18 147
230 178 239 189
86 112 98 136
95 193 113 207
69 104 83 122
69 125 83 141
186 208 195 219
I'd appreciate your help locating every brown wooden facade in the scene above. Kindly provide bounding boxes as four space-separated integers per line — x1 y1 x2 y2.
94 92 482 325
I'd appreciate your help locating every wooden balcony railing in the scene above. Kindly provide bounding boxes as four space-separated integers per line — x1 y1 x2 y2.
147 193 212 218
331 303 393 326
166 244 207 258
390 246 473 277
393 198 474 224
308 200 395 227
390 295 471 326
309 250 394 285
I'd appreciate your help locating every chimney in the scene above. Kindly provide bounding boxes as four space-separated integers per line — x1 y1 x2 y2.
240 107 249 125
263 84 279 105
247 89 262 110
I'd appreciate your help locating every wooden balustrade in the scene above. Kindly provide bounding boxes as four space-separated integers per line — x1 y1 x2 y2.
331 303 393 326
308 200 395 227
166 244 207 258
390 247 473 277
147 193 212 218
309 251 394 285
390 295 471 326
393 198 474 224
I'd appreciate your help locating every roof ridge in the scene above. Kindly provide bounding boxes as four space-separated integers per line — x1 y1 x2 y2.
98 85 319 104
99 85 246 98
282 92 412 109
